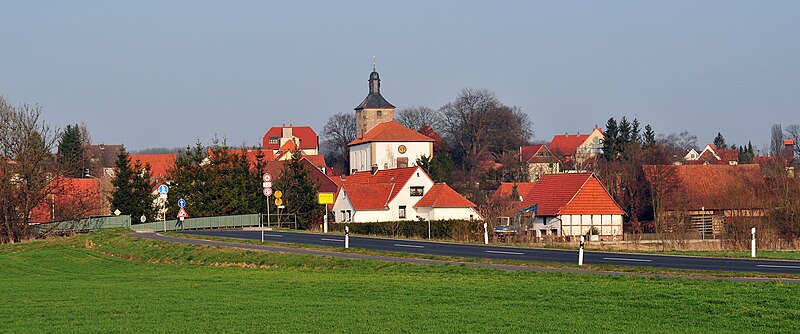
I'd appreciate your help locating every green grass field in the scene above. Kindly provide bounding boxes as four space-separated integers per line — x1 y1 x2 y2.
1 230 799 333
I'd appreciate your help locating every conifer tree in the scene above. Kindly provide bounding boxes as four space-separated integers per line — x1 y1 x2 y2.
57 124 84 177
713 132 727 149
603 117 619 160
643 124 656 148
110 146 156 221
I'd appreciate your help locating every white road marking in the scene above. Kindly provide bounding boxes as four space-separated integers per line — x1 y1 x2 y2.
486 250 524 255
757 264 800 269
321 238 344 242
394 244 424 248
603 257 652 262
262 234 283 238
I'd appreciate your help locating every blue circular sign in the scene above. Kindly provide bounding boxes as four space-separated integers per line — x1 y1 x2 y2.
158 184 169 194
178 199 186 208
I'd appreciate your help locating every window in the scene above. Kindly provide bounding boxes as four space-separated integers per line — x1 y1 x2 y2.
268 136 279 144
377 110 383 116
399 206 406 219
410 186 424 196
397 157 408 168
340 210 345 222
346 210 352 222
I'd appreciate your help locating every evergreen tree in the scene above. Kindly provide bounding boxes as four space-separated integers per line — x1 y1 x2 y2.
110 146 156 221
274 151 323 229
603 117 619 160
643 124 656 148
57 124 84 177
631 118 641 144
713 132 727 149
618 117 632 146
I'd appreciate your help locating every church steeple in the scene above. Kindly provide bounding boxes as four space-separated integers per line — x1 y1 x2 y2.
354 59 396 137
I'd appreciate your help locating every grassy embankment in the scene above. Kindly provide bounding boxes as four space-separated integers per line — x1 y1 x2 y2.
1 229 799 333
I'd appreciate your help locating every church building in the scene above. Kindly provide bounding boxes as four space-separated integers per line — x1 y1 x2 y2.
348 66 434 173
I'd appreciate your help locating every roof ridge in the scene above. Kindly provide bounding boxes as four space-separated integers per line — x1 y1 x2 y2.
556 173 592 215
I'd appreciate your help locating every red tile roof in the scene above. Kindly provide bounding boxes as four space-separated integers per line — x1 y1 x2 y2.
549 134 590 157
302 155 326 169
414 183 475 208
342 183 393 210
261 126 319 150
418 125 447 152
519 173 624 216
278 140 298 152
343 167 423 203
348 121 434 146
29 177 102 223
643 164 765 210
494 182 537 200
520 145 558 163
129 154 176 180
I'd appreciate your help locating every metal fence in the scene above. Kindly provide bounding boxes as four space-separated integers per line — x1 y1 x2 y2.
130 213 263 232
31 215 132 235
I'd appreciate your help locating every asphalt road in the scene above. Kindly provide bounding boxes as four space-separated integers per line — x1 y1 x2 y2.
180 229 800 274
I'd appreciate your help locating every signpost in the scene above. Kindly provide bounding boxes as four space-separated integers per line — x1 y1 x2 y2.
178 198 186 208
262 173 272 242
751 227 757 258
140 215 146 223
177 207 188 223
114 209 121 216
579 236 585 266
158 184 169 225
318 192 334 233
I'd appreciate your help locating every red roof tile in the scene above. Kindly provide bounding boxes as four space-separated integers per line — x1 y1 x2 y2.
261 126 319 150
549 134 590 156
342 183 393 210
29 177 102 223
519 145 559 163
414 183 475 208
494 182 537 200
519 173 623 216
278 140 298 152
301 155 326 168
643 164 765 210
343 167 424 203
348 121 434 146
129 154 176 180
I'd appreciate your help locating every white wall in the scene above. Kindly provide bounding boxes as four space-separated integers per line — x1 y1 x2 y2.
332 167 436 223
560 214 623 237
420 207 481 221
349 143 372 173
374 142 432 170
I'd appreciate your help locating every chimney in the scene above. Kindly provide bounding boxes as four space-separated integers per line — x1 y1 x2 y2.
282 127 293 138
371 164 379 175
784 139 795 161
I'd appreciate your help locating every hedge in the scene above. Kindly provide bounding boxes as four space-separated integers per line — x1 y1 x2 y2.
329 220 483 242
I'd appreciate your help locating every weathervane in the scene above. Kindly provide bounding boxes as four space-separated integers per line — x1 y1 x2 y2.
372 56 376 71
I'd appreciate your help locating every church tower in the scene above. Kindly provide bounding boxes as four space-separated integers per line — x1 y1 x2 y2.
354 62 395 137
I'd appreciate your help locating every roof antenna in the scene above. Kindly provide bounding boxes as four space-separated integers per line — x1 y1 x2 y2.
372 56 376 71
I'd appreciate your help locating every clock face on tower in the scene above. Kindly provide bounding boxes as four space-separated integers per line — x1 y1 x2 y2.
398 145 407 154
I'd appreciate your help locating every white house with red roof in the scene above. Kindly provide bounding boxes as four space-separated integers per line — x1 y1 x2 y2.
348 121 434 173
518 144 560 181
496 173 624 240
261 125 319 157
549 127 604 167
684 144 739 165
332 166 480 223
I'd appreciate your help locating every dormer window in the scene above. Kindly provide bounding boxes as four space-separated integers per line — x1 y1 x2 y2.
268 136 279 144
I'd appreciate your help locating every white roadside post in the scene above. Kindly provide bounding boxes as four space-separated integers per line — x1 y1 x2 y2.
428 219 431 240
345 226 350 249
579 236 585 266
483 222 489 245
751 227 756 258
323 207 328 233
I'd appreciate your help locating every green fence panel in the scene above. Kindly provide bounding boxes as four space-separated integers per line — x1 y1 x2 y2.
129 213 261 232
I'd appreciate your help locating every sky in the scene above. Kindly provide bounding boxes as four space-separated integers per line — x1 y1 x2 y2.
1 1 799 153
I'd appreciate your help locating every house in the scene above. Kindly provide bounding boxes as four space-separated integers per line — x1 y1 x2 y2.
549 127 604 167
129 154 176 183
518 145 560 181
348 121 434 173
29 177 102 223
643 164 766 236
684 144 738 165
495 173 625 240
332 166 480 223
261 125 319 157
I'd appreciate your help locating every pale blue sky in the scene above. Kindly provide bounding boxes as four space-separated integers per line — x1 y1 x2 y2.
1 1 798 151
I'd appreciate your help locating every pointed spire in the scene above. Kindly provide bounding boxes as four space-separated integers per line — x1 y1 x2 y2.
372 56 376 72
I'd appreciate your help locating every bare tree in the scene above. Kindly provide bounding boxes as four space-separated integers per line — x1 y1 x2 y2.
786 124 800 158
0 96 61 243
321 112 356 175
395 106 442 132
770 123 784 157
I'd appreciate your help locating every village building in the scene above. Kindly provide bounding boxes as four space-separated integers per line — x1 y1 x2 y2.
261 125 320 157
347 68 434 173
549 127 604 168
495 173 624 240
643 164 766 237
30 177 102 223
684 144 739 165
332 166 480 223
518 144 560 181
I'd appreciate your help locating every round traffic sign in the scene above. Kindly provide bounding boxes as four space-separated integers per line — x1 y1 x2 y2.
158 184 169 194
274 190 283 198
274 198 283 206
178 198 186 208
263 173 272 182
263 188 273 197
140 215 147 223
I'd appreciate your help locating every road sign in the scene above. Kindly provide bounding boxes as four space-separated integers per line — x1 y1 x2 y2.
177 207 189 219
140 215 146 223
274 190 283 198
263 173 272 182
262 181 272 188
274 198 283 206
318 192 335 204
264 188 273 197
178 198 186 208
158 184 169 195
114 209 121 216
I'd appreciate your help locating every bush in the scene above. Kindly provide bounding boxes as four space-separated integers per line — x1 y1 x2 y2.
330 220 483 242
